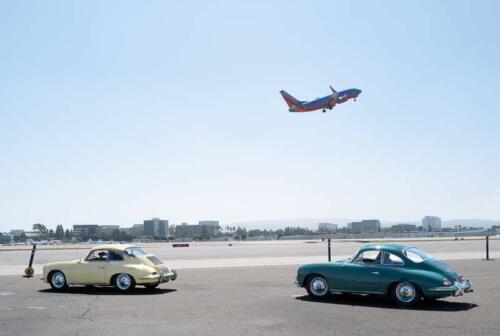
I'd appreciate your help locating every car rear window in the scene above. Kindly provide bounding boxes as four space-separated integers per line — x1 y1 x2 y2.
404 247 430 263
125 247 150 257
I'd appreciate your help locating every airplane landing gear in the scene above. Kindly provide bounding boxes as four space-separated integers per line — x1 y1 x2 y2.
322 109 326 113
354 98 357 102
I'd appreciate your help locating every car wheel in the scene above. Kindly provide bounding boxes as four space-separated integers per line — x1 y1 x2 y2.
392 281 420 306
49 271 68 291
144 283 159 290
114 274 135 292
305 275 330 299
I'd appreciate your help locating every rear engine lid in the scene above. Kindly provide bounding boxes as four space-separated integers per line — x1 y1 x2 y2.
146 255 164 266
425 258 458 279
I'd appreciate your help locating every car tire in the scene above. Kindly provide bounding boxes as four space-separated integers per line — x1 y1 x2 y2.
49 271 68 291
305 275 331 299
144 283 159 290
392 281 420 306
114 273 135 292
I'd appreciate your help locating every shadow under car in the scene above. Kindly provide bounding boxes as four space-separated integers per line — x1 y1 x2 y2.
295 294 478 312
38 286 177 296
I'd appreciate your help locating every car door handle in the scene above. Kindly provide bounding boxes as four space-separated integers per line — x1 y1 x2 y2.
371 271 379 275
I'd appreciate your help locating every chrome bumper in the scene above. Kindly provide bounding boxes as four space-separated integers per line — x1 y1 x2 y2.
429 279 473 296
141 269 177 283
294 277 301 287
159 270 177 283
454 279 473 296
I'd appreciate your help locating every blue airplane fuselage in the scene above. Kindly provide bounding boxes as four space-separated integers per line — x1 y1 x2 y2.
280 87 362 113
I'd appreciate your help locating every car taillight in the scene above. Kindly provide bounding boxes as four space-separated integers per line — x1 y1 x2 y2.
443 278 453 286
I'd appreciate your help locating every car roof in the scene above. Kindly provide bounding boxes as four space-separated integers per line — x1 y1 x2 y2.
359 243 411 254
90 244 135 252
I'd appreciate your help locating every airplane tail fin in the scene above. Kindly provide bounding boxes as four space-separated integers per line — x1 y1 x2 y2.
280 90 301 108
329 85 338 98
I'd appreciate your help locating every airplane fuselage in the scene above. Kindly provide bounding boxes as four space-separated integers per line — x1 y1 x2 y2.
283 88 362 113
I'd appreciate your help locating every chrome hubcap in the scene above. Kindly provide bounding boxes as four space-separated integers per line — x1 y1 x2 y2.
396 282 416 303
117 274 131 290
52 272 65 288
310 277 328 296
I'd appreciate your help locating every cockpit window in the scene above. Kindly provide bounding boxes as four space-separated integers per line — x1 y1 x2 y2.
404 247 431 263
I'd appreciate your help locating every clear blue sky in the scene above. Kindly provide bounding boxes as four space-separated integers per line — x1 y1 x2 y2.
1 1 499 230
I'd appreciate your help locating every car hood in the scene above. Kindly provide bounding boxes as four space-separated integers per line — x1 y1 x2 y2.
424 258 458 279
299 260 343 270
43 260 79 268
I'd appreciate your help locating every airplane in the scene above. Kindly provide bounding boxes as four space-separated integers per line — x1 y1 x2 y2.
280 86 362 113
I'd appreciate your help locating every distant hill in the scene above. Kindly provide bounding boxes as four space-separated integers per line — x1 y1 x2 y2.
442 219 500 228
225 217 500 230
225 218 355 230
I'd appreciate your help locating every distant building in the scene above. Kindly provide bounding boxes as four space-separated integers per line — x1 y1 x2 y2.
73 225 99 238
391 223 417 232
348 220 381 233
143 218 169 238
131 224 144 235
24 231 39 238
10 229 25 236
98 225 120 235
317 223 338 233
175 223 199 238
198 221 220 237
0 233 11 244
422 216 441 231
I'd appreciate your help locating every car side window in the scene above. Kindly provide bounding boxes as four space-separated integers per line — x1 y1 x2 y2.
86 250 108 262
354 250 381 265
108 251 124 261
382 252 404 266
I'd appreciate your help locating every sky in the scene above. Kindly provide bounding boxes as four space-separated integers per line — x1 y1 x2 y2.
1 1 499 231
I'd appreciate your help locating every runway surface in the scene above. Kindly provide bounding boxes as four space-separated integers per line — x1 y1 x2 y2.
0 260 499 336
0 239 498 276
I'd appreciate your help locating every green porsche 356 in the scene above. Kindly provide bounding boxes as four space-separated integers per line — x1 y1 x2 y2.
295 243 472 306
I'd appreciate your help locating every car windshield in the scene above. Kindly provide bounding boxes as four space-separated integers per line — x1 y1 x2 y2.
124 247 150 257
404 247 431 263
350 249 360 262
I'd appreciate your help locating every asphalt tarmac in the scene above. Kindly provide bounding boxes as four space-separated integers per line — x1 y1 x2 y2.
1 260 499 336
1 239 499 275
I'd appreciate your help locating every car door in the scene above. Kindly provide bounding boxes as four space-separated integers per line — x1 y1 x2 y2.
70 249 108 284
378 251 406 291
334 250 383 293
105 250 125 282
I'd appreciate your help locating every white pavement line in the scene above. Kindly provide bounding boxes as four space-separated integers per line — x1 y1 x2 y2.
0 292 16 296
0 251 498 276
